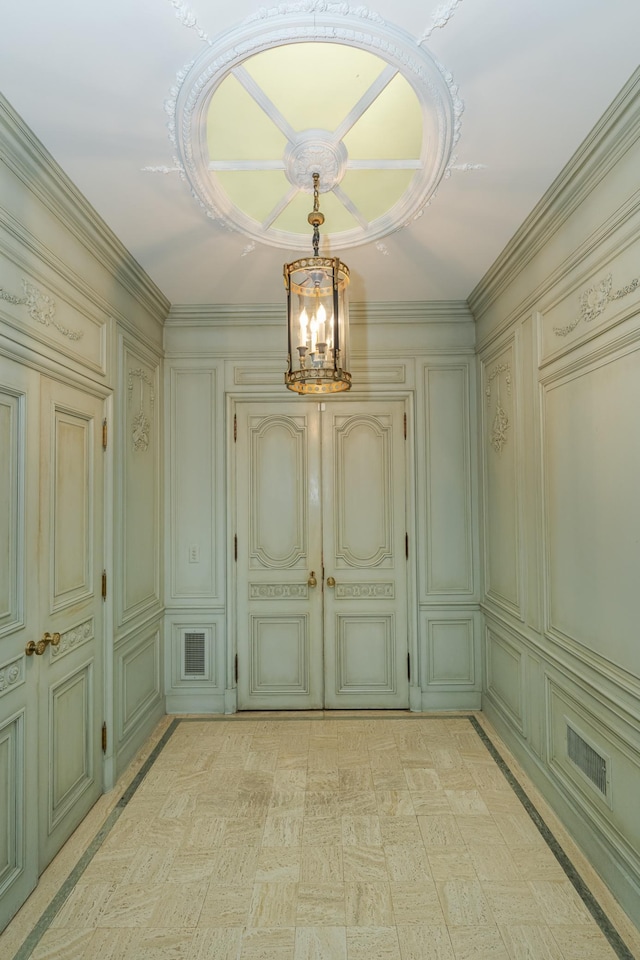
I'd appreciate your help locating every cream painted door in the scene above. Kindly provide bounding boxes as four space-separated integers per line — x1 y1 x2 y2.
321 401 408 708
236 403 324 709
0 369 105 930
235 399 408 709
0 360 40 929
37 378 105 869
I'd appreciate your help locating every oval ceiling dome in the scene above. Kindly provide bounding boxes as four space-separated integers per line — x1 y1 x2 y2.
169 5 462 251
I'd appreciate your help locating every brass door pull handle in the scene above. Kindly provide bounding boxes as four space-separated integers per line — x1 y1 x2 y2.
26 632 61 656
326 576 336 587
308 571 317 587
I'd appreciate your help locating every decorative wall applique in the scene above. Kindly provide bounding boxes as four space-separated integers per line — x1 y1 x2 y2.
485 362 512 453
128 368 156 452
0 280 83 341
553 271 640 337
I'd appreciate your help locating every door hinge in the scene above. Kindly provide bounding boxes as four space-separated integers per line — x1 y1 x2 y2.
403 413 407 439
102 418 108 450
405 533 409 560
407 653 411 682
234 535 238 562
233 413 237 443
101 569 107 600
101 722 107 753
234 653 239 684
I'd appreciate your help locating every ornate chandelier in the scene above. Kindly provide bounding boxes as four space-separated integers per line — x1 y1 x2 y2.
284 173 351 394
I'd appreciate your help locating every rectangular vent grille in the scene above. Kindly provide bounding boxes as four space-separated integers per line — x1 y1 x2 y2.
567 725 608 796
183 632 206 678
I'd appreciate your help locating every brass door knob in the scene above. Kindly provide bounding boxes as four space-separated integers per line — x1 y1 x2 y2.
326 576 336 587
308 571 317 587
25 632 61 656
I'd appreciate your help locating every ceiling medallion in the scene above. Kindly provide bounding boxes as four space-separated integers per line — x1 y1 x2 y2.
166 3 462 251
284 132 348 193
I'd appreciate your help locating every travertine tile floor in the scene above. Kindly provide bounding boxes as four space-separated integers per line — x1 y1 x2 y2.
2 712 639 960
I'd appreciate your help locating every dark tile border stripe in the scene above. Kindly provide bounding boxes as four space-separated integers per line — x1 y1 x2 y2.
11 720 180 960
469 716 634 960
10 713 635 960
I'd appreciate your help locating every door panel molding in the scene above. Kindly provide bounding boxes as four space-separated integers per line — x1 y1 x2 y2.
250 615 311 696
50 409 94 611
48 663 94 832
0 391 23 635
334 413 393 568
335 614 396 693
0 711 25 897
250 415 308 569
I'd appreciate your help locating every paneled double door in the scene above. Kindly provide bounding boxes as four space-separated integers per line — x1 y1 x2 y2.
235 399 410 710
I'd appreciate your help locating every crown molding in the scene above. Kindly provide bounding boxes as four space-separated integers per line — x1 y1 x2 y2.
468 66 640 321
0 94 170 326
165 300 474 326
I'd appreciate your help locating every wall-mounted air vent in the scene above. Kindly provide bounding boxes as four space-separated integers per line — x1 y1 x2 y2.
566 722 609 798
182 631 207 680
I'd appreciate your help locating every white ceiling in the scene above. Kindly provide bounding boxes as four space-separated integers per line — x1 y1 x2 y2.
1 0 639 307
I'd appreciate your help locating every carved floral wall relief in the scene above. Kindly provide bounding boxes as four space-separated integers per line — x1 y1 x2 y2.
554 271 640 337
128 367 155 452
0 279 83 341
485 362 512 453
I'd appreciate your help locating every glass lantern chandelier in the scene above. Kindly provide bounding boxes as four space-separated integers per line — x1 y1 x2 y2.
284 173 351 394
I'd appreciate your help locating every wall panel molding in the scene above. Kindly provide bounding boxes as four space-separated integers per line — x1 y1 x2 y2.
167 362 223 603
421 362 476 601
480 337 523 620
484 622 525 734
540 339 640 679
116 332 162 626
545 672 640 881
117 628 162 743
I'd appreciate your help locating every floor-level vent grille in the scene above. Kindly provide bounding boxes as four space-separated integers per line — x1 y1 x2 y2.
183 631 206 678
567 724 608 797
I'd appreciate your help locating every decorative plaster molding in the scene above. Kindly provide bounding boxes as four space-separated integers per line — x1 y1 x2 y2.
128 367 156 452
486 362 512 453
0 657 23 696
419 0 464 43
51 619 94 659
446 156 487 179
141 164 185 176
244 2 385 26
250 583 308 599
168 0 211 42
0 280 83 341
553 271 640 337
335 582 395 598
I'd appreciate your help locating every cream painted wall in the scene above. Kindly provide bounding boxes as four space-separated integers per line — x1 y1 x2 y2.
471 68 640 922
